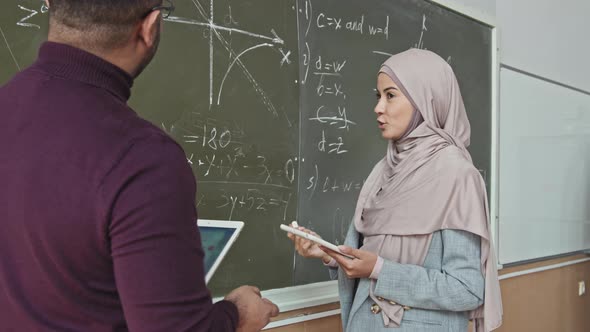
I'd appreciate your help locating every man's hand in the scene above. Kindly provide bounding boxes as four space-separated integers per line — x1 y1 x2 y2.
321 246 378 279
225 285 279 332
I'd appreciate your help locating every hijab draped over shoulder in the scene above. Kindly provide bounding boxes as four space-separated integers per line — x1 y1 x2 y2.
353 49 502 331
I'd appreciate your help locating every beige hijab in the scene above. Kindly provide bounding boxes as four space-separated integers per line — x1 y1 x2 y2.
353 49 502 331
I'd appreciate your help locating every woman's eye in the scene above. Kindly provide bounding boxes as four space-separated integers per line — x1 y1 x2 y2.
375 93 381 100
387 93 395 99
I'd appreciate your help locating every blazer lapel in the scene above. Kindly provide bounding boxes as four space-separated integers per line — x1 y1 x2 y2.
339 223 371 331
346 278 371 329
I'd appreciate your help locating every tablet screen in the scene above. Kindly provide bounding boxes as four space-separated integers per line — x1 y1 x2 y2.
196 220 244 283
199 226 236 273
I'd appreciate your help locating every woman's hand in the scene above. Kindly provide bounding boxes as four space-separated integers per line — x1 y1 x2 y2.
321 246 378 279
286 224 332 264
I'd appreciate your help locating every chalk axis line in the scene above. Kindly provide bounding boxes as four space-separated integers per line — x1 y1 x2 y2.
164 0 292 120
10 1 292 121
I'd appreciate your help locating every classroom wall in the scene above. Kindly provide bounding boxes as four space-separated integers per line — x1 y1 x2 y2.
494 0 590 329
496 255 590 332
496 0 590 262
497 0 590 92
431 0 496 22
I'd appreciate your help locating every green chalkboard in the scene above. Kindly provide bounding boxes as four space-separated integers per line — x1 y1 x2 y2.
293 0 492 285
1 0 492 296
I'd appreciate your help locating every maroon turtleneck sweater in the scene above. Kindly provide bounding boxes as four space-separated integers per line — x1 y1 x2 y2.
0 42 238 331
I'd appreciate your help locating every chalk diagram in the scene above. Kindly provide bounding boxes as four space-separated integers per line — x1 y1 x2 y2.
164 0 293 121
9 0 293 121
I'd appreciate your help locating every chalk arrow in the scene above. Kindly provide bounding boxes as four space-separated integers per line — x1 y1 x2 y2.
165 16 284 45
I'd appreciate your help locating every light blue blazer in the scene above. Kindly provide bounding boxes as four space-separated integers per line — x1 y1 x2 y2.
330 224 484 331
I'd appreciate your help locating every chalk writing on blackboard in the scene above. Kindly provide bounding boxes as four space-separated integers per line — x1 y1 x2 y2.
164 0 292 124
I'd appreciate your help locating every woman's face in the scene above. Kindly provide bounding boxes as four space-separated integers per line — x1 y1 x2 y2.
374 73 415 140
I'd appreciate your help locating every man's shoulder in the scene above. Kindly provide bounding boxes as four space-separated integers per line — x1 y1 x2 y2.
95 109 186 173
2 63 187 182
36 71 177 155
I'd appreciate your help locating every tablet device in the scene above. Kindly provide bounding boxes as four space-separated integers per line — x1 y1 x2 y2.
280 224 354 259
198 219 244 283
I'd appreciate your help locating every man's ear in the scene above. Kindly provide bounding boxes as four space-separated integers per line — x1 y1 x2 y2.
138 11 160 49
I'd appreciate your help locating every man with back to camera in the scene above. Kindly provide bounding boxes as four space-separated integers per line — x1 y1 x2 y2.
0 1 278 331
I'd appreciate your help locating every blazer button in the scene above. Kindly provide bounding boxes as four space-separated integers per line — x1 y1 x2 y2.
370 303 381 314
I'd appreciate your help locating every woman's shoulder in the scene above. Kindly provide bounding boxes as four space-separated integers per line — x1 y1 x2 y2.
432 146 482 182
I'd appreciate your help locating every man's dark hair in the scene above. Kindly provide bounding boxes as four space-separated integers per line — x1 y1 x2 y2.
48 0 161 50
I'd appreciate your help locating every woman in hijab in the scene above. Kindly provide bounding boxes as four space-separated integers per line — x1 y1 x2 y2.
288 49 502 331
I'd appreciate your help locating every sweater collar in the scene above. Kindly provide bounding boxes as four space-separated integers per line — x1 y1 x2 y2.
35 42 134 101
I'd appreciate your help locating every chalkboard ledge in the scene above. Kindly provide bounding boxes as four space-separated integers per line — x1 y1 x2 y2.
213 280 338 312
